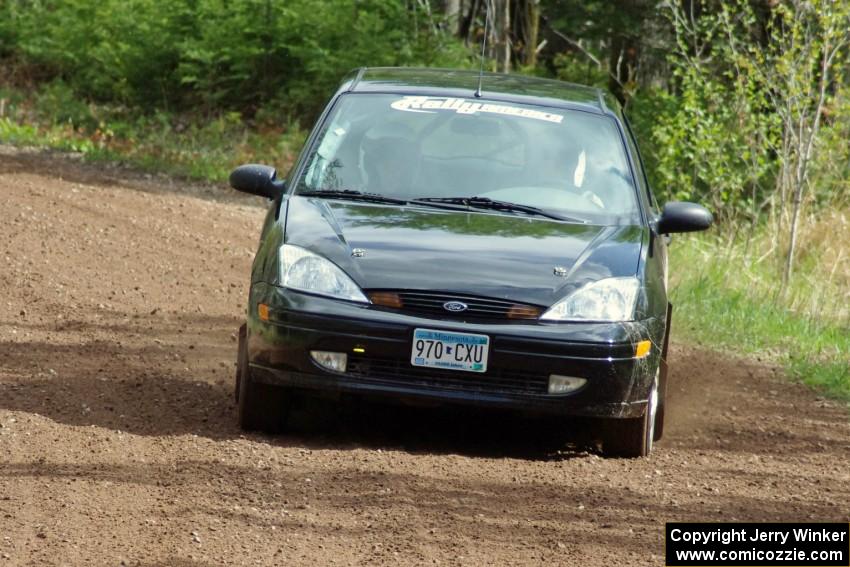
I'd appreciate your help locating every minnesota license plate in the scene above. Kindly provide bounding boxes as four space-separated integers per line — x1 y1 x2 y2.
410 328 490 373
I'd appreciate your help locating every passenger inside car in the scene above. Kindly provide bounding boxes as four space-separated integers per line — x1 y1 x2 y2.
360 121 419 196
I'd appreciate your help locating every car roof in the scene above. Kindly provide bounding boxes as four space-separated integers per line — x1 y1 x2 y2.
339 67 619 115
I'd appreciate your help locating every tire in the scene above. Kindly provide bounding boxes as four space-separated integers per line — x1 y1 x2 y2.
653 358 668 442
234 324 247 403
654 303 673 442
235 323 291 433
602 370 659 458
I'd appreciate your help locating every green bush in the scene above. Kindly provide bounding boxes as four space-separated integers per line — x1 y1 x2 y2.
34 81 96 128
1 0 473 121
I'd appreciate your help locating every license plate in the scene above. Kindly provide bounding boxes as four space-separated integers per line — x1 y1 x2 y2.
410 328 490 373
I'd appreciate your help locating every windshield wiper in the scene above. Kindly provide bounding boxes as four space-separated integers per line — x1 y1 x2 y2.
298 191 582 221
298 189 408 205
412 196 585 223
299 189 472 213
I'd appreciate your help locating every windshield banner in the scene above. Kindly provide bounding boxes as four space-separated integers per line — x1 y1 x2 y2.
390 96 564 124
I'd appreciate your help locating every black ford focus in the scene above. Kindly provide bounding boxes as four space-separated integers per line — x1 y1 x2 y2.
231 68 711 457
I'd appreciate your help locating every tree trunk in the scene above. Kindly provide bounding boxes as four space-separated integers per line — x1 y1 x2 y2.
520 0 540 68
489 0 511 72
459 0 480 44
445 0 461 36
783 171 805 287
501 0 511 72
782 34 834 287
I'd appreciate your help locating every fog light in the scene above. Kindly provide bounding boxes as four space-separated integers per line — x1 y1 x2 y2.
310 351 347 372
548 374 587 394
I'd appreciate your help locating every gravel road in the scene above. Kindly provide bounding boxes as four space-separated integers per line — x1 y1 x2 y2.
1 147 848 566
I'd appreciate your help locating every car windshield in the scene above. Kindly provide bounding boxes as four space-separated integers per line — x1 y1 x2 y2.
295 93 639 224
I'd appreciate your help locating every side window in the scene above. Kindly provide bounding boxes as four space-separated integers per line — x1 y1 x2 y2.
302 118 352 190
621 116 658 214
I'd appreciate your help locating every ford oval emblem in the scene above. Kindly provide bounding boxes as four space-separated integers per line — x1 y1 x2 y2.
443 301 468 313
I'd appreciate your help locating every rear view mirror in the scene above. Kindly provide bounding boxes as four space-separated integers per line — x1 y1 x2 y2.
229 164 285 199
656 202 713 234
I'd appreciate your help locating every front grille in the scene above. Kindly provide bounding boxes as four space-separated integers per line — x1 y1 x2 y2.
345 355 549 396
367 290 543 321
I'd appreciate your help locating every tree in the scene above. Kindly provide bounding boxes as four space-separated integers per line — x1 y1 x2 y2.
656 0 849 283
718 0 850 285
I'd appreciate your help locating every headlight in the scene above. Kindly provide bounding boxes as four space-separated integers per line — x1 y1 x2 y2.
540 277 639 322
279 244 368 303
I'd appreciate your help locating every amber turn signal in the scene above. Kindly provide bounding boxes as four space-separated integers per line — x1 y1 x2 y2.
506 305 542 319
258 303 270 321
369 292 404 308
635 340 651 359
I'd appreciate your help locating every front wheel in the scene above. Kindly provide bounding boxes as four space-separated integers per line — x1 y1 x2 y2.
235 324 291 433
653 358 667 442
602 370 659 458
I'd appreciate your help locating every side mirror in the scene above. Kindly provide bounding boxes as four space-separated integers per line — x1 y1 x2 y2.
656 201 713 234
229 164 285 199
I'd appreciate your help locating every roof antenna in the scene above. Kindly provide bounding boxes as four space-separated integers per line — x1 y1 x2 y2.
474 0 491 98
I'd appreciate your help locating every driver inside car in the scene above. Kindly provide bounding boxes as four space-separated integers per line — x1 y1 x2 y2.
573 150 606 209
535 144 606 210
360 121 418 198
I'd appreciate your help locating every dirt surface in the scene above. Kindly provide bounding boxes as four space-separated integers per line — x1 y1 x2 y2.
1 146 849 567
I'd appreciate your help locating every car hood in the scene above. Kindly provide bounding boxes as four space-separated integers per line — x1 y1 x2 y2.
284 197 644 307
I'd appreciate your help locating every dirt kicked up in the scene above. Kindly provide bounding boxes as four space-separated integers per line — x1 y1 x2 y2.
1 146 848 566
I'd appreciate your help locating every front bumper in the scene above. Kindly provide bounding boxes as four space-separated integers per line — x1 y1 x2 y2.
246 283 663 419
